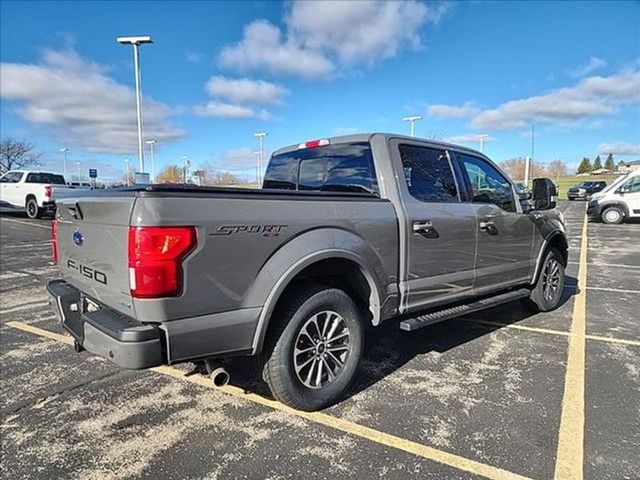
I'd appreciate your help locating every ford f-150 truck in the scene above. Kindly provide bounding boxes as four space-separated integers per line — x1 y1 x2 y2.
47 133 567 411
0 170 76 218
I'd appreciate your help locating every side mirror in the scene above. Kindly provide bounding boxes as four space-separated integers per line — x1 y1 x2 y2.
532 178 557 210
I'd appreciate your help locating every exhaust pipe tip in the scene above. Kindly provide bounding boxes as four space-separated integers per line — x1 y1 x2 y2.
209 367 230 387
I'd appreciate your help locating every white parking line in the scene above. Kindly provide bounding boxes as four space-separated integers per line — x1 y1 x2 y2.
568 261 640 270
0 217 52 230
586 286 640 294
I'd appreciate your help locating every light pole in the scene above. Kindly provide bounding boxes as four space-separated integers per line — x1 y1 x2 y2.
145 139 156 182
254 132 267 185
117 35 153 174
402 115 422 137
475 134 489 153
76 161 81 181
60 148 69 179
253 151 261 184
124 158 130 186
182 155 191 183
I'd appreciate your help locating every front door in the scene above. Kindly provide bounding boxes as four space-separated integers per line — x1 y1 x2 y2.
0 171 24 207
455 153 535 293
392 141 478 312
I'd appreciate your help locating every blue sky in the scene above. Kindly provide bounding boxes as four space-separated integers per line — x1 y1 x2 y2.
1 0 639 182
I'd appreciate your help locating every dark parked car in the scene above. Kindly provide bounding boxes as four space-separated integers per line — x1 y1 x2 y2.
567 181 606 200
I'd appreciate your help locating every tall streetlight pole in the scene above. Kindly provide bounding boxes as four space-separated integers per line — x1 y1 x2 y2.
60 148 69 179
253 151 261 184
145 139 156 182
402 115 423 137
254 132 267 185
182 155 191 183
124 158 130 186
117 35 153 174
475 134 489 153
76 161 81 181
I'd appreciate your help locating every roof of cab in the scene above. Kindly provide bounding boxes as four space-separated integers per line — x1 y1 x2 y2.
271 132 486 157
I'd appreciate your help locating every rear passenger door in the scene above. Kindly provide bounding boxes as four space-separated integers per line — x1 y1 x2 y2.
455 153 535 293
392 141 478 312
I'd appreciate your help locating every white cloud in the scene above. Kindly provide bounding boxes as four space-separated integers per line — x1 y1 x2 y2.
219 1 450 78
286 0 445 65
569 56 607 77
470 70 640 130
186 52 203 64
598 143 640 156
0 49 185 154
443 134 496 145
204 76 288 105
428 103 480 119
193 101 271 120
219 20 334 78
215 147 258 169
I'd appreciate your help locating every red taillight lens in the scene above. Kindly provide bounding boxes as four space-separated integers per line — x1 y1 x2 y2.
128 226 197 298
45 185 52 198
52 219 58 264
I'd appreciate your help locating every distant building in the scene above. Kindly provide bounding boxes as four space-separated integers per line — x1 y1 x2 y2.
617 159 640 173
591 168 612 175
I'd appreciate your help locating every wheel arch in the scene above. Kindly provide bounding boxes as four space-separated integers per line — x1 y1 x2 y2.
248 229 387 354
599 201 628 219
25 193 37 207
531 231 568 286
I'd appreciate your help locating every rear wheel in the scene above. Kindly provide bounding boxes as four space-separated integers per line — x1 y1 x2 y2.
523 247 565 312
26 197 42 219
261 284 364 411
601 206 623 224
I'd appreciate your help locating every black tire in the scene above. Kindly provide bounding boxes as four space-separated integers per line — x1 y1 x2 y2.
261 284 364 411
25 197 42 219
523 247 565 312
601 206 624 224
568 197 574 201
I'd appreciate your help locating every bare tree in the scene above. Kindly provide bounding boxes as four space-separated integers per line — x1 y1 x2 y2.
0 138 42 172
499 157 548 181
547 159 568 179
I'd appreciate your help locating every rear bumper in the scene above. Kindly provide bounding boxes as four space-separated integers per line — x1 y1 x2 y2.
47 280 163 369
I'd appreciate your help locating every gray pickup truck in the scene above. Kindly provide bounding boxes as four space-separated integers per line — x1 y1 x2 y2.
48 133 567 411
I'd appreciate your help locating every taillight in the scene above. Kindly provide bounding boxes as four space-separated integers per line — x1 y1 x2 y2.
128 226 197 298
45 185 52 198
52 219 58 264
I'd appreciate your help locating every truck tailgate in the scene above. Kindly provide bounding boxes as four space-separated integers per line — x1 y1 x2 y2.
56 195 136 315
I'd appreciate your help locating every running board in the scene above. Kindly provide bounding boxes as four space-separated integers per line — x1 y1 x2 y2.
399 288 531 332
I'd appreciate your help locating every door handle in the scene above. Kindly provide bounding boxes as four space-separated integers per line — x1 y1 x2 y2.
479 219 498 235
413 220 439 238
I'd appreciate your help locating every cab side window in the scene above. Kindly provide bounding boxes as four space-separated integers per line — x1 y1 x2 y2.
0 172 23 183
458 154 515 212
399 145 458 202
622 177 640 193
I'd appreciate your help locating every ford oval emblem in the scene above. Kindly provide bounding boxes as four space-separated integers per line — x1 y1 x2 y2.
73 230 84 246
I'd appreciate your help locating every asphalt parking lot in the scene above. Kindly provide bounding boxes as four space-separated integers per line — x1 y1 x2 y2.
1 201 638 480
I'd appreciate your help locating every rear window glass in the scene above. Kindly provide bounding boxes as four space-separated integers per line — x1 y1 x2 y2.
26 173 66 184
263 142 378 195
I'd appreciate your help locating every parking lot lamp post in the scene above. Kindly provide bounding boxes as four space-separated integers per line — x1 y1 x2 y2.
145 139 156 182
124 158 130 186
475 134 489 153
76 161 81 181
254 132 267 185
60 148 69 179
182 155 191 183
117 35 153 174
402 116 422 137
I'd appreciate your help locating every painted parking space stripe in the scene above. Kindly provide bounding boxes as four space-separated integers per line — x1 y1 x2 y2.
554 215 588 480
0 217 52 230
5 320 531 480
461 318 640 347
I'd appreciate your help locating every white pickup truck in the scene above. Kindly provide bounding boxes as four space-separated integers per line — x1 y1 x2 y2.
0 170 76 219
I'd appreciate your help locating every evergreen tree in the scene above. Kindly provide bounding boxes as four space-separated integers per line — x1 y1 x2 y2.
577 157 592 174
593 155 602 170
605 153 615 171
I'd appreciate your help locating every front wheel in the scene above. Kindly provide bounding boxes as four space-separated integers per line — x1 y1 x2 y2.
26 198 42 219
601 206 624 224
261 284 364 411
523 247 565 312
